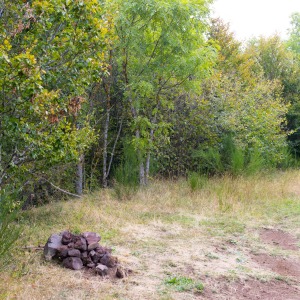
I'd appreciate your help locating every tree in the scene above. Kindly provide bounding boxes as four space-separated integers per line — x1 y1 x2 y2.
199 19 289 168
114 0 215 185
0 0 110 194
246 33 300 156
288 13 300 54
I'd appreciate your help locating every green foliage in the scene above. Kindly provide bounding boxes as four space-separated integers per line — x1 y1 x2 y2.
230 146 245 176
113 141 139 199
114 0 215 183
187 172 208 192
0 0 296 195
276 147 300 170
156 95 217 177
203 22 289 166
165 276 204 293
247 35 294 81
114 141 139 187
0 190 21 270
245 147 266 175
193 147 223 175
246 33 300 157
193 135 269 176
288 13 300 54
156 19 290 179
0 0 110 193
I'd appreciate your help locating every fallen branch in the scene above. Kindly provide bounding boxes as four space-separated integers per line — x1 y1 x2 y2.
29 171 82 198
47 180 82 198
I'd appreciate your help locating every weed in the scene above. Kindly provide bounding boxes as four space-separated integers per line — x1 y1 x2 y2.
230 146 245 176
194 282 205 292
164 276 204 293
205 252 219 260
113 182 138 201
187 172 208 192
0 189 21 270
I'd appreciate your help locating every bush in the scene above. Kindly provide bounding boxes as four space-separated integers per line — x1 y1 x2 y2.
230 146 245 176
192 147 223 175
113 141 139 200
193 135 269 176
245 147 266 175
188 172 208 191
0 190 21 270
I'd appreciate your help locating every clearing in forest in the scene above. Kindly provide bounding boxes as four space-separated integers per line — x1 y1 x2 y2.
0 170 300 300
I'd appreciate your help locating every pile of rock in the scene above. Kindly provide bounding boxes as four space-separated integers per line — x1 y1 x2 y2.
44 231 125 278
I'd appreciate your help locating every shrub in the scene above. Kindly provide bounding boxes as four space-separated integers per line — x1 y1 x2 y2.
0 190 21 270
188 172 208 191
113 141 139 200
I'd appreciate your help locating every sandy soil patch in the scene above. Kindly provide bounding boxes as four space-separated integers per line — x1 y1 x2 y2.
251 253 300 279
199 277 300 300
260 228 299 251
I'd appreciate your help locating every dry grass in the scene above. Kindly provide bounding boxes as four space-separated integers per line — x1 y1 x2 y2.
1 170 300 299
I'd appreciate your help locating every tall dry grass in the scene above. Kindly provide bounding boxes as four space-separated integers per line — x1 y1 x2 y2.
0 170 299 299
15 170 300 243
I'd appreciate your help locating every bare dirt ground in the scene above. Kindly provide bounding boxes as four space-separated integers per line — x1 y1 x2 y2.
260 228 299 250
112 222 300 300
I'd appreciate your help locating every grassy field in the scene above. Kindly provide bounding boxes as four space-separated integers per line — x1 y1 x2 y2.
1 170 300 299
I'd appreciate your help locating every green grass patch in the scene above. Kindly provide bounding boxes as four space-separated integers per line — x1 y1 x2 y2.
199 217 246 235
164 276 204 293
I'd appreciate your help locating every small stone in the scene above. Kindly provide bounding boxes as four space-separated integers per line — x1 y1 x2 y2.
67 242 75 248
91 253 102 264
87 263 96 268
100 254 118 268
84 256 93 266
88 242 100 251
74 236 87 251
82 232 101 246
95 264 108 276
68 249 81 257
62 231 73 245
95 246 112 255
44 233 62 261
62 257 83 270
89 250 96 257
57 245 69 258
81 251 89 265
116 267 126 278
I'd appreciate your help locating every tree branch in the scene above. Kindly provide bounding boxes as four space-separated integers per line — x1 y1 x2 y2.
45 179 82 198
29 172 82 199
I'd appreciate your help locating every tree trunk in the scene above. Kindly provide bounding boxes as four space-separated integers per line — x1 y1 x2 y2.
102 49 113 188
139 161 146 186
123 48 147 186
145 152 150 183
107 118 123 178
75 154 84 195
135 129 146 186
102 110 110 188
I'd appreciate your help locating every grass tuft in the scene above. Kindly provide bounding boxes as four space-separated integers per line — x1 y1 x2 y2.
165 276 204 293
